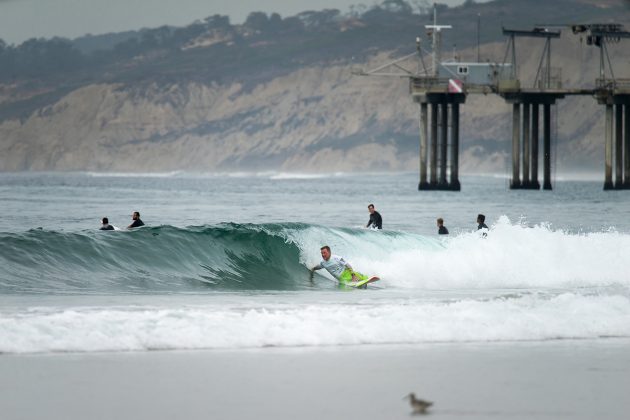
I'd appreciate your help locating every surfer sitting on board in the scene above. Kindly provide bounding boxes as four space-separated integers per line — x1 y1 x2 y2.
366 204 382 230
99 217 115 231
310 245 379 286
127 211 145 229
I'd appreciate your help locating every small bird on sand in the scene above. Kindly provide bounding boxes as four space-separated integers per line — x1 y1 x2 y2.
404 393 433 415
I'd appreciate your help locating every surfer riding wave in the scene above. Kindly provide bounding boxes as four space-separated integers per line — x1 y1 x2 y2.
310 245 379 286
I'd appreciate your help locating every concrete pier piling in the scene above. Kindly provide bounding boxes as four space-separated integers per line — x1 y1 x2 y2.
531 103 541 189
598 93 630 190
419 103 428 189
504 94 562 190
625 104 630 188
430 102 438 185
615 104 623 188
511 103 521 188
604 104 614 190
543 103 552 190
417 93 465 190
451 102 461 190
523 103 531 188
439 102 448 186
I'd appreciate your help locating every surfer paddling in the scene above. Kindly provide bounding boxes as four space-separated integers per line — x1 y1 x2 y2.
310 245 379 287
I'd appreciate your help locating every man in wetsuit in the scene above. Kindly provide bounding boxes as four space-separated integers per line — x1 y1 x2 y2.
477 214 488 230
437 218 449 235
310 245 369 285
366 204 382 230
100 217 114 231
477 213 489 238
127 211 145 229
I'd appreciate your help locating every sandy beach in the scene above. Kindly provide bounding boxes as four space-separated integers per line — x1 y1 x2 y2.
2 338 629 420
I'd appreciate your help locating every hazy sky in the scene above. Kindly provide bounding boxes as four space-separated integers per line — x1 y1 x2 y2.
0 0 474 44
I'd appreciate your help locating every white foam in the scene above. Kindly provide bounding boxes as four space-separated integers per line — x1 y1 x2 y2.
1 292 629 354
292 217 630 289
269 173 339 180
85 171 183 178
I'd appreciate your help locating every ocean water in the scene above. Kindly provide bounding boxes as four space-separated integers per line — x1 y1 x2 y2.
1 171 630 354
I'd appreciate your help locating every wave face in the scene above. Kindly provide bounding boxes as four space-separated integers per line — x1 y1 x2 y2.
0 223 316 294
2 217 630 294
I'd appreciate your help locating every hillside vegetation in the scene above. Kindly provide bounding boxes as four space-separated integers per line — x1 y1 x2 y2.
0 0 629 173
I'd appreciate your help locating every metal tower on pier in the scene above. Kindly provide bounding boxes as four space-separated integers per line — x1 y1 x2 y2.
355 8 630 191
572 24 630 189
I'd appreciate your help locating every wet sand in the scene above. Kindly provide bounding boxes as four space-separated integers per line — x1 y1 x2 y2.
1 339 629 420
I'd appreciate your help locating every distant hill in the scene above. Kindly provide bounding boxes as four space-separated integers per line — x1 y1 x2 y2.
71 30 147 54
0 0 629 173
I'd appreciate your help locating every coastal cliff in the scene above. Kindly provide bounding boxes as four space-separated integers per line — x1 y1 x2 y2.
0 0 628 173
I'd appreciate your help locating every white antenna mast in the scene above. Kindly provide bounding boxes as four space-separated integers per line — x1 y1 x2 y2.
425 4 452 76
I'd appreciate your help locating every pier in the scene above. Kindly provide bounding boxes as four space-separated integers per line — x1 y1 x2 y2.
356 11 630 191
595 83 630 189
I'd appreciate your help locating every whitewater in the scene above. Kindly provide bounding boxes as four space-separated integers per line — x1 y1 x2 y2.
1 172 630 355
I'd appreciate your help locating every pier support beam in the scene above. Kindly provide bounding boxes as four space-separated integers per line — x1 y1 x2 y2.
522 103 531 187
419 103 428 189
415 93 465 191
451 102 461 191
511 103 521 188
625 104 630 188
543 103 552 190
503 93 562 190
615 104 623 189
439 102 448 185
604 104 614 190
531 104 541 189
596 93 630 190
430 103 438 185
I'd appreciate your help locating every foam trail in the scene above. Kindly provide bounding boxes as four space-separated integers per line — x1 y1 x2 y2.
1 292 629 354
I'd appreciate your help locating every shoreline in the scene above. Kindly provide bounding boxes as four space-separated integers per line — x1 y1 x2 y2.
2 338 628 420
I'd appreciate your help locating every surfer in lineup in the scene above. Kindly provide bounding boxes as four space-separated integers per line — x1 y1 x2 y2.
437 218 449 235
477 214 488 230
127 211 145 229
310 245 379 286
366 204 382 230
99 217 115 231
477 213 488 238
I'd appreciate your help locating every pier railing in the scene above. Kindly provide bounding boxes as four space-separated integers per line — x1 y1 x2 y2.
409 77 447 92
596 78 630 91
536 67 562 90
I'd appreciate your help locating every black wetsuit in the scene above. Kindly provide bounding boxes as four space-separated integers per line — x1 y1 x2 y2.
477 223 488 230
367 211 383 229
438 226 449 235
100 224 115 231
129 219 145 228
